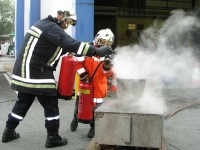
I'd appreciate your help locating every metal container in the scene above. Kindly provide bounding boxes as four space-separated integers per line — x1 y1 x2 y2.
95 78 164 148
95 100 164 148
117 78 146 101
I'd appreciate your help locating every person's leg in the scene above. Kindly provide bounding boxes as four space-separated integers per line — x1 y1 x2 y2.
70 95 79 131
2 92 35 143
37 95 67 148
87 103 102 138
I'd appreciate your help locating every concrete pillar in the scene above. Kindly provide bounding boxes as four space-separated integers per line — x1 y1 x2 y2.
74 0 94 42
15 0 24 58
29 0 40 27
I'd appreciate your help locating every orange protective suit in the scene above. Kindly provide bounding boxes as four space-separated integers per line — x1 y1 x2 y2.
76 56 112 103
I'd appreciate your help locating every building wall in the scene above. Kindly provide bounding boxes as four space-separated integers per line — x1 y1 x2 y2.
40 0 74 36
24 0 30 34
41 0 74 81
116 17 161 46
15 0 94 81
196 0 200 9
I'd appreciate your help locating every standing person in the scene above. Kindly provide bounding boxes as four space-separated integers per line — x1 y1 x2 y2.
70 28 115 138
1 9 113 148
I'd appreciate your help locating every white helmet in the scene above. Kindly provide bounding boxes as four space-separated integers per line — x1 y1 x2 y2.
93 28 115 47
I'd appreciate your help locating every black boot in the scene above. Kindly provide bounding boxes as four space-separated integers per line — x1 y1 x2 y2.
70 118 78 132
45 133 68 148
1 127 20 143
87 127 95 138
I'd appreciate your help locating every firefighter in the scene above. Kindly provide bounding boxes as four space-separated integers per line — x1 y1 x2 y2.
70 28 115 138
1 9 113 148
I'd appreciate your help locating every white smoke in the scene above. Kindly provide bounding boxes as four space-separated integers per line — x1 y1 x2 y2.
113 10 200 114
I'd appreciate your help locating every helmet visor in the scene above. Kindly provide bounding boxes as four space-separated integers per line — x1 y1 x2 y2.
97 39 113 47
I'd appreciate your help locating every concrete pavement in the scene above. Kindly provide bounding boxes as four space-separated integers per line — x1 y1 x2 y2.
0 54 200 150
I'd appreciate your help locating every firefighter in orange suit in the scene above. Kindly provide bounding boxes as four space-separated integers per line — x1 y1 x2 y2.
70 28 115 138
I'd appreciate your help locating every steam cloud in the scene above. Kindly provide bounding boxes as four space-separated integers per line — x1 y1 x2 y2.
113 10 200 114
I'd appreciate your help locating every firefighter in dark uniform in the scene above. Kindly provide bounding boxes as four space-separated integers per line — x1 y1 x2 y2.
1 9 113 148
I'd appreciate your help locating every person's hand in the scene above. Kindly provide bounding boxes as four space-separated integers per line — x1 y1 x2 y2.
95 46 114 57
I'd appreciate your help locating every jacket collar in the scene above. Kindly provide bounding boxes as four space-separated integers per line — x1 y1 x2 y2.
47 15 60 25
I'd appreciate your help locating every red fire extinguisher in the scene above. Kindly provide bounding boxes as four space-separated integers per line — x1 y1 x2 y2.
57 53 78 100
77 82 93 123
77 61 103 123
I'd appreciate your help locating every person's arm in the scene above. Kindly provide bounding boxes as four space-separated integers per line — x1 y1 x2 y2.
45 27 113 57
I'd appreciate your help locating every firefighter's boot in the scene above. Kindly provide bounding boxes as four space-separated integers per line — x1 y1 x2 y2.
70 118 78 131
1 127 20 143
87 127 95 138
45 131 68 148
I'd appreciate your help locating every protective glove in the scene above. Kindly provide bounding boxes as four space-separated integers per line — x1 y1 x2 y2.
80 72 90 82
95 46 114 57
103 57 112 71
105 54 114 60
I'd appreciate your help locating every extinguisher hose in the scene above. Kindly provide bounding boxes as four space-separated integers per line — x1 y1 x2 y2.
164 100 200 120
88 61 103 83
